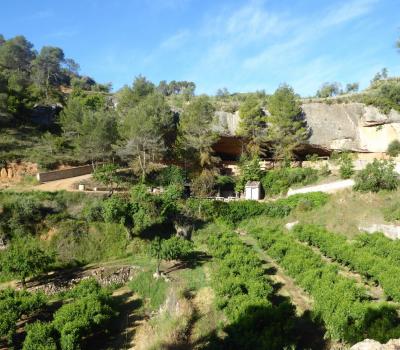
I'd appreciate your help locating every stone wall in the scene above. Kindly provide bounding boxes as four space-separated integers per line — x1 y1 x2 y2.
37 164 94 182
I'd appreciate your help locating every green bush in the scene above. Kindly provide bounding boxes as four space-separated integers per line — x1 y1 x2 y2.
292 224 400 302
354 159 398 192
205 224 297 349
102 196 130 225
362 80 400 114
52 279 116 350
251 224 400 343
23 322 57 350
383 202 400 223
338 153 355 179
387 140 400 157
184 192 329 225
261 167 319 196
152 165 186 186
0 289 46 345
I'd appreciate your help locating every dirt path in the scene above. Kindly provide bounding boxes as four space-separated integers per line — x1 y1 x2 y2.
102 286 144 350
238 232 313 314
287 179 355 196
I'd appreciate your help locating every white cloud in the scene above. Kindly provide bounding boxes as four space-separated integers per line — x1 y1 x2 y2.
322 0 379 27
141 0 382 95
160 30 190 49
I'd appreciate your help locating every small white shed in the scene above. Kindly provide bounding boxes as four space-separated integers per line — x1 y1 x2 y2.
244 181 261 200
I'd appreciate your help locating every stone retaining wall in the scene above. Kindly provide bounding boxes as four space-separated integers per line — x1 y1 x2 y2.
37 164 94 182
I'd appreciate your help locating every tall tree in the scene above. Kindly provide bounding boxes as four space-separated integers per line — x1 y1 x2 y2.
75 109 119 166
116 75 155 116
119 93 175 180
316 82 342 98
267 85 308 160
60 96 118 165
31 46 66 101
237 95 267 156
0 35 35 72
178 95 219 169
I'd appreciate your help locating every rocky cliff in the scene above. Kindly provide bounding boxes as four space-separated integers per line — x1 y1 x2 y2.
215 103 400 153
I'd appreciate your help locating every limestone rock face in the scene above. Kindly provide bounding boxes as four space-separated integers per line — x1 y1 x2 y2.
214 102 400 153
350 339 400 350
0 168 7 179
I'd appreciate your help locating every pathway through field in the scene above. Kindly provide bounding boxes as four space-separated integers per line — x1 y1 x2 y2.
237 231 313 314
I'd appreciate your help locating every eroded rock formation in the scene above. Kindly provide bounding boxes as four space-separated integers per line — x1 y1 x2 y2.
214 102 400 153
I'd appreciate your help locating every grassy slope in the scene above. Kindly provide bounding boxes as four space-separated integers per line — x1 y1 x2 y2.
278 189 400 238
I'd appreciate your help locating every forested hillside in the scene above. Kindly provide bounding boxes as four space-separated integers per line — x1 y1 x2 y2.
1 32 400 350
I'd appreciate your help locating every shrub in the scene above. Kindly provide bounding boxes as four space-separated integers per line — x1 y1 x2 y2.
191 169 216 197
81 199 104 222
387 140 400 157
292 224 400 302
149 236 193 275
52 279 116 350
252 225 400 343
184 192 329 225
261 167 319 196
383 202 400 223
154 165 186 186
92 163 120 192
0 236 54 288
204 224 297 349
23 322 57 350
338 153 354 179
102 196 130 225
0 289 46 345
354 159 398 192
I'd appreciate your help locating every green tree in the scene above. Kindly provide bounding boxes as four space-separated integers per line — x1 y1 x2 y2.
130 184 164 235
77 109 118 165
149 236 193 276
60 100 118 166
316 82 342 98
237 95 266 156
267 85 308 160
0 35 35 72
116 75 155 115
119 93 175 181
92 163 120 193
178 95 219 169
235 155 263 193
31 46 66 101
1 237 53 288
345 82 359 94
388 140 400 157
338 152 355 179
354 159 398 192
191 169 217 197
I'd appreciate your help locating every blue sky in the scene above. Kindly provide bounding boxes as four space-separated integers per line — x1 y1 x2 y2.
1 0 399 96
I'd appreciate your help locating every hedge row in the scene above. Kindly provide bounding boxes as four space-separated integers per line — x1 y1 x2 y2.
251 225 400 343
355 233 400 264
23 279 116 350
292 224 400 302
0 289 46 346
186 192 329 224
205 224 297 349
